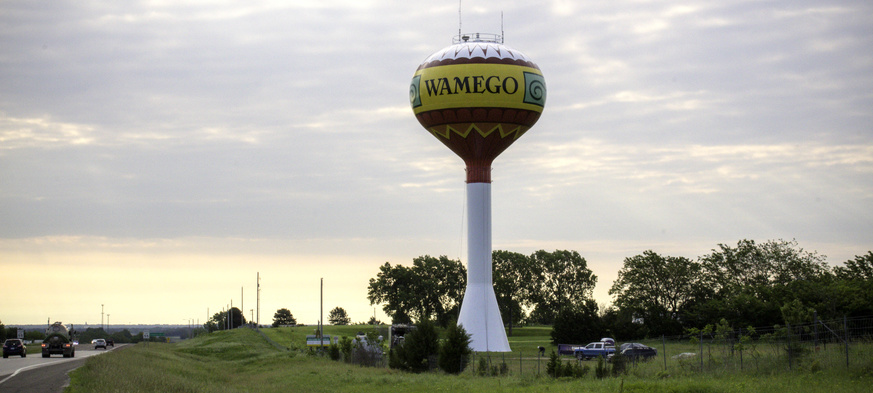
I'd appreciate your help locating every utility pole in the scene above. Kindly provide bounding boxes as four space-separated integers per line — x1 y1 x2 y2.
320 277 324 348
257 272 260 327
241 286 244 325
101 304 104 330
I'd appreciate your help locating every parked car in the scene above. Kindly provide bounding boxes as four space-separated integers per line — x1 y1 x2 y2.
619 342 657 360
574 341 616 360
3 338 27 358
557 343 586 355
94 339 107 349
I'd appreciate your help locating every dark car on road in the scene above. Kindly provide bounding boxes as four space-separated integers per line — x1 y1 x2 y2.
3 338 27 358
619 343 657 360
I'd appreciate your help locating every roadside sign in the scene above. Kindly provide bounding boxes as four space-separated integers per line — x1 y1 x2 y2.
17 329 24 339
143 330 150 340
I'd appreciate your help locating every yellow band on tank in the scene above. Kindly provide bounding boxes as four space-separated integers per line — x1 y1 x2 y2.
410 64 546 114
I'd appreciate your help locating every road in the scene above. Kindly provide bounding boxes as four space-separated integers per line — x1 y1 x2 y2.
0 344 125 392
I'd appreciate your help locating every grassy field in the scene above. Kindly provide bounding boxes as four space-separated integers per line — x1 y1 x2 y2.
66 326 872 392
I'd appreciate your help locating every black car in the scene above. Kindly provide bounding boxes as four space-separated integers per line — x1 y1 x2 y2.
3 338 27 358
619 343 657 360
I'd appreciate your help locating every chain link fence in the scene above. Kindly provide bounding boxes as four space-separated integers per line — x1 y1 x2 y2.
462 315 873 377
257 316 872 377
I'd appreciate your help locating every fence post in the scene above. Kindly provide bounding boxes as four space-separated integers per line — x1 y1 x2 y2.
813 311 819 350
739 327 743 371
699 330 703 371
844 315 849 368
662 334 667 371
787 322 793 371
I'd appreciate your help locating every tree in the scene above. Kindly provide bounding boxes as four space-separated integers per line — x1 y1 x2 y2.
369 262 416 324
834 251 873 281
367 255 466 327
492 250 534 331
328 307 351 325
206 307 247 331
227 307 246 329
827 252 873 318
599 305 648 340
4 326 19 342
550 299 601 345
527 250 597 324
699 239 828 296
439 320 472 374
696 239 831 328
110 329 135 343
24 330 45 341
609 250 703 336
272 308 296 327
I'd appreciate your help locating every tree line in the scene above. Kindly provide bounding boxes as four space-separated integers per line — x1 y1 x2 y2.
367 250 597 328
204 306 357 331
367 240 873 340
608 240 872 338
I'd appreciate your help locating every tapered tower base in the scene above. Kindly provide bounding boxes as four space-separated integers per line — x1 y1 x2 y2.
458 182 510 352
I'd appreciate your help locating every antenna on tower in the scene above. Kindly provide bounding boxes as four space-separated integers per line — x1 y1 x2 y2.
451 2 503 44
458 0 462 39
501 11 504 43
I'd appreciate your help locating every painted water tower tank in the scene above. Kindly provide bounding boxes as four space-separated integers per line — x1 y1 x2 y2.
410 33 546 183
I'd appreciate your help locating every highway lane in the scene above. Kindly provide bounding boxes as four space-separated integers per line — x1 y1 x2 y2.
0 344 126 392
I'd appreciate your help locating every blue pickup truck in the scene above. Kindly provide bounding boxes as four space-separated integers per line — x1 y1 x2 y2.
573 339 616 360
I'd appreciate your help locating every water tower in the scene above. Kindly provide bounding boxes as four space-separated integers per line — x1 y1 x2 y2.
409 30 546 352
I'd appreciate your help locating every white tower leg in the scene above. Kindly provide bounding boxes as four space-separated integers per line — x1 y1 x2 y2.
458 182 510 352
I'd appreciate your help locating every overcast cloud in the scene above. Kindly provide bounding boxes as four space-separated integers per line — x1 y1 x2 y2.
1 0 871 325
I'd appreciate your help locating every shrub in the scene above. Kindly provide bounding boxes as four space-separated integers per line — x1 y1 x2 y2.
328 343 340 361
388 347 403 369
474 356 504 376
595 356 608 379
610 352 627 376
338 336 353 362
547 351 590 379
477 356 490 376
563 360 589 378
546 351 561 377
390 319 439 372
438 322 472 374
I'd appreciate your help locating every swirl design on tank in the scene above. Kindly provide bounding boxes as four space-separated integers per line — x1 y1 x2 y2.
528 80 545 100
523 72 546 107
409 75 422 108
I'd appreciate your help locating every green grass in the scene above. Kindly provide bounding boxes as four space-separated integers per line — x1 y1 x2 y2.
66 327 872 393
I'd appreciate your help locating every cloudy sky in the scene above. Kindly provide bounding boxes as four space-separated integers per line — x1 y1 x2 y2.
2 0 871 327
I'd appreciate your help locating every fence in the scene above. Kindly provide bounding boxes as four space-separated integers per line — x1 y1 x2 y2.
258 316 872 377
461 315 873 377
